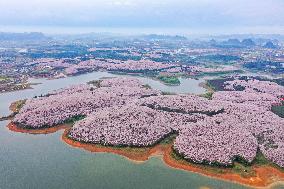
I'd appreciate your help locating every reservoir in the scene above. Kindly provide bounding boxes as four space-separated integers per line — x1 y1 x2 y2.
0 71 283 189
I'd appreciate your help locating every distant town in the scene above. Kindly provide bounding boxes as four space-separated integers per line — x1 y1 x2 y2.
0 32 283 93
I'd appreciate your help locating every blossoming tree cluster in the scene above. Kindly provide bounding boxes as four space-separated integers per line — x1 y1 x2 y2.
64 59 239 75
13 77 284 168
13 78 160 128
65 59 180 75
224 79 284 97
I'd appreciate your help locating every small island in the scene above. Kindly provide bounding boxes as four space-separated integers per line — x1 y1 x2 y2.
157 75 181 85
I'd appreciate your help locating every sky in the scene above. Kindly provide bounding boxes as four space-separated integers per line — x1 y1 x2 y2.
0 0 284 34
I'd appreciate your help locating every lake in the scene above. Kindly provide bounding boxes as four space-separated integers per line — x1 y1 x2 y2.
0 72 283 189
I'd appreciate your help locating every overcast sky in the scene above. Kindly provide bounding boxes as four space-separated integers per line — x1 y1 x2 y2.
0 0 284 34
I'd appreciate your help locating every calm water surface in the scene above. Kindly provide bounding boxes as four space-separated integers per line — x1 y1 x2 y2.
0 72 283 189
0 72 205 117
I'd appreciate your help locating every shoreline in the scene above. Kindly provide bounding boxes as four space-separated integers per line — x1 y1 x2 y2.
0 82 41 94
62 128 169 162
9 99 26 113
60 126 284 188
0 100 26 121
198 81 215 93
0 85 32 94
5 122 284 188
12 124 281 188
163 149 284 188
7 123 70 134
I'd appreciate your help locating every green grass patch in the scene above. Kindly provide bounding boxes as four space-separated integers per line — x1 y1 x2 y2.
142 84 152 89
161 91 176 95
200 91 214 100
12 100 26 113
272 104 284 118
170 150 226 174
252 151 270 165
159 134 177 145
0 77 6 81
87 80 102 88
170 149 284 177
232 162 256 178
197 70 244 77
64 115 86 124
0 76 10 82
157 75 180 85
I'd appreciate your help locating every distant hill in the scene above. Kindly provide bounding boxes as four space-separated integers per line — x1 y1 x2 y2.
209 34 284 41
241 38 256 46
0 32 49 41
212 38 258 48
227 38 241 44
214 38 243 48
263 41 278 49
141 34 187 40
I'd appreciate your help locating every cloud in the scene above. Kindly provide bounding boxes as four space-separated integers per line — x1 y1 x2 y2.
0 0 283 32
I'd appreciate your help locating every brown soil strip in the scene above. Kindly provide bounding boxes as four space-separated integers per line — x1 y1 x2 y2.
7 123 69 134
199 82 214 93
62 128 168 162
7 123 284 188
63 129 284 188
9 100 26 113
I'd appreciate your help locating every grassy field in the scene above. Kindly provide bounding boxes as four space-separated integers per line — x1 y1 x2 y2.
0 76 9 81
272 103 284 118
170 149 282 178
157 75 180 85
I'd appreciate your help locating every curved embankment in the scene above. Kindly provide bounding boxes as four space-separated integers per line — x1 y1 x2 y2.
0 100 27 121
7 123 69 134
6 123 284 188
62 128 168 162
63 127 284 188
163 149 284 188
